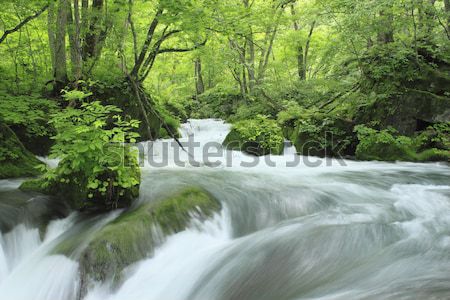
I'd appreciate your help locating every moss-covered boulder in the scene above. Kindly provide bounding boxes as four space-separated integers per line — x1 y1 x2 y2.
290 114 356 158
223 116 284 156
54 187 221 297
355 46 450 136
0 122 44 179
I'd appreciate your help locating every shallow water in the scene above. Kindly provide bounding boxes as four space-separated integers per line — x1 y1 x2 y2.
0 119 449 299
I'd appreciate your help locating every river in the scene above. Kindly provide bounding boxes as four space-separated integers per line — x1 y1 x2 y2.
0 119 449 300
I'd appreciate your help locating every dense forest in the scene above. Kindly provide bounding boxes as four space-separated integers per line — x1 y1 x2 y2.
1 1 450 299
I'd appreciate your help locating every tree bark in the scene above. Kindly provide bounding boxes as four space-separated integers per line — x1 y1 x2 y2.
54 0 69 92
377 10 394 44
290 4 305 80
444 0 450 34
83 0 103 60
47 1 57 78
303 21 316 79
67 0 83 81
194 58 205 95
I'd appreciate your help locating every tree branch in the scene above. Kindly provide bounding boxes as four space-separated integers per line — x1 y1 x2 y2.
158 39 207 54
0 4 49 44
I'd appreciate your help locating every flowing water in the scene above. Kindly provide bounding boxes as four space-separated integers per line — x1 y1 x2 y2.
0 119 449 300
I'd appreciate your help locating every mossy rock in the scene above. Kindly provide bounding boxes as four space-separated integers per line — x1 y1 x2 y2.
355 140 417 162
223 128 284 156
0 122 43 179
416 148 450 162
54 187 221 297
356 48 450 136
291 116 356 158
223 117 284 156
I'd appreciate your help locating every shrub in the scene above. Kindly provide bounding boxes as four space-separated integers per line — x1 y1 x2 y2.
36 99 141 210
355 126 417 161
0 92 58 155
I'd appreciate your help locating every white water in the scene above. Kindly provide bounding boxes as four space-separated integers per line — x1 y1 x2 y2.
1 119 450 299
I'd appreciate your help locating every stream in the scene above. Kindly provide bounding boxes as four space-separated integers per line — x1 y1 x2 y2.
0 119 449 300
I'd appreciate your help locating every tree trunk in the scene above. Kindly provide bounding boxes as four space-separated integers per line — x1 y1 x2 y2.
303 21 316 80
83 0 103 60
54 0 69 92
444 0 450 34
47 1 56 78
194 58 205 95
290 4 305 80
246 31 256 92
67 0 83 81
377 10 394 44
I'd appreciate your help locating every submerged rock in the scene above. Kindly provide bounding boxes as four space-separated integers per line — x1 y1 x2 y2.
53 187 221 297
0 123 44 179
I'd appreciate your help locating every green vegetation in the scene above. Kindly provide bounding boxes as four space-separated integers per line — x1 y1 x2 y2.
355 125 450 162
21 97 141 211
0 0 449 201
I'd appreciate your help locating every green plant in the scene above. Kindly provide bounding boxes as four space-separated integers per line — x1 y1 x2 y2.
0 92 58 138
355 125 416 161
40 99 141 210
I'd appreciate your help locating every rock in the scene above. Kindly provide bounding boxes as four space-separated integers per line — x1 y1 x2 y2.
223 117 284 156
356 47 450 136
0 122 44 179
290 114 356 158
53 187 221 298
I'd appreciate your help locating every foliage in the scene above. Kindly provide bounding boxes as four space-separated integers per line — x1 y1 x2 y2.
355 125 449 162
0 92 57 137
39 99 141 210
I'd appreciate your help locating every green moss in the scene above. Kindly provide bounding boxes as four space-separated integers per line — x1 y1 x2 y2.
223 116 284 156
19 177 49 193
55 187 221 288
0 122 43 179
290 113 356 158
416 148 450 162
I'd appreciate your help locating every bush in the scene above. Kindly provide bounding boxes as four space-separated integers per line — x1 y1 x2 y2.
0 92 58 155
415 123 450 152
32 99 141 211
223 115 284 156
355 126 416 161
191 88 242 119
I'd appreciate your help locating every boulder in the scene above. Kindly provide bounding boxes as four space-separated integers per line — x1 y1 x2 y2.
53 187 221 297
0 122 43 179
223 117 284 156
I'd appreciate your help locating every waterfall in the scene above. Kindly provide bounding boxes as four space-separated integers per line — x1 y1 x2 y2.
0 119 449 300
